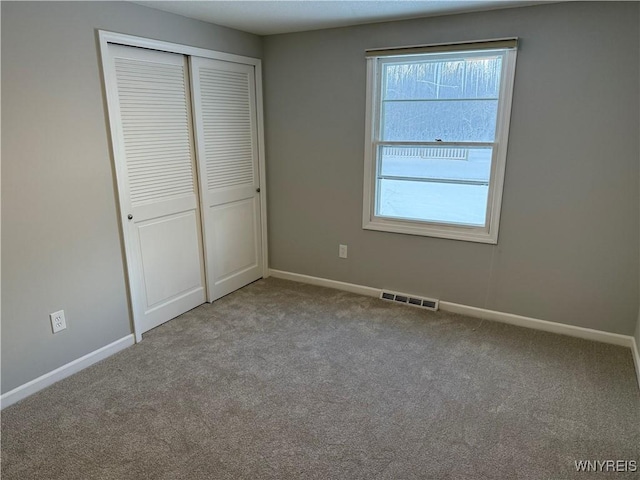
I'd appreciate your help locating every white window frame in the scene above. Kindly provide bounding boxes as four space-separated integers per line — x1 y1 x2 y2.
362 42 518 244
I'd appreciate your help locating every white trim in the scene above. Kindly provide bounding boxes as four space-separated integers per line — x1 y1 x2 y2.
269 268 637 350
363 219 499 244
486 47 518 244
0 335 135 410
255 61 270 279
632 337 640 391
269 270 380 298
362 57 377 235
98 31 260 67
438 301 633 348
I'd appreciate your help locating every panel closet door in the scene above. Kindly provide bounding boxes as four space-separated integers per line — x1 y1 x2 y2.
104 44 206 337
190 57 263 302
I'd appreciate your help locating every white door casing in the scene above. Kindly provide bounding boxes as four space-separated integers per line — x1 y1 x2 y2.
102 44 206 340
190 57 264 301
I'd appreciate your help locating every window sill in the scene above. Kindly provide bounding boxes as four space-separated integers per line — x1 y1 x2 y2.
362 217 498 244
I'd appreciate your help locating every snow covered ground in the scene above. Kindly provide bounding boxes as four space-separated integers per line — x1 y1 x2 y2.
377 148 491 226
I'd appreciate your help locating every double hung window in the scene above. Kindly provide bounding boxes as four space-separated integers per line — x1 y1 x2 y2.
362 39 518 243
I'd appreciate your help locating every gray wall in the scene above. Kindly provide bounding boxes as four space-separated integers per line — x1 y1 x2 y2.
1 1 262 394
637 2 640 372
263 2 640 335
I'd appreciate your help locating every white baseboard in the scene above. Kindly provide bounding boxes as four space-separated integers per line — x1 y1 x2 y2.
1 334 135 410
269 269 639 388
270 269 380 298
438 301 633 348
632 337 640 391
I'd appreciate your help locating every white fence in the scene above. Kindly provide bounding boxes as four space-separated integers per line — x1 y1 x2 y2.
383 146 468 160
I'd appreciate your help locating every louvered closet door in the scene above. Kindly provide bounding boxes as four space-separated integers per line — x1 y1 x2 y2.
190 57 263 302
104 44 206 336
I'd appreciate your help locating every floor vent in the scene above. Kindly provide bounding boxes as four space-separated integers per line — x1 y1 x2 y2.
380 290 439 311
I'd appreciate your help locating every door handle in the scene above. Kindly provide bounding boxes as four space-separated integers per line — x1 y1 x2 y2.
127 214 133 220
256 187 261 193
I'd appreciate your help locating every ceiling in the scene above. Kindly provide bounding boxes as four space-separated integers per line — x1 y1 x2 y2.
134 1 552 36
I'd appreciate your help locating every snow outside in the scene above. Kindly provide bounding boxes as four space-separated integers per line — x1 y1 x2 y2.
376 53 502 227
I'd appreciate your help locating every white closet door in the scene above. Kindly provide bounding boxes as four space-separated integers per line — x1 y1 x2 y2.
104 44 206 337
190 57 263 302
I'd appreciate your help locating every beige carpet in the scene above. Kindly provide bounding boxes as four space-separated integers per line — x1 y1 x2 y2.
2 278 639 479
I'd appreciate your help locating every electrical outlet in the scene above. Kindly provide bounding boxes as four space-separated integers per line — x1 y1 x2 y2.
50 310 67 334
339 244 348 259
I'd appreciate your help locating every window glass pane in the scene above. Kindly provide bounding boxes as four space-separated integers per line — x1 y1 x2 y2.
463 57 502 98
379 146 491 181
376 146 492 226
383 61 440 100
380 54 503 142
377 180 488 226
381 100 498 142
383 55 502 101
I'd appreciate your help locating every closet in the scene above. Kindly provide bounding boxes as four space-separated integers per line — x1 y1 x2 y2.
100 32 267 341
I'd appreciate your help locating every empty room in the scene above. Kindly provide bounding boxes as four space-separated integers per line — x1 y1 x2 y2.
2 1 639 478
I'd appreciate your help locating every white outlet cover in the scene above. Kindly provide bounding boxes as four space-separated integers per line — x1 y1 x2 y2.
50 310 67 333
339 244 348 258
